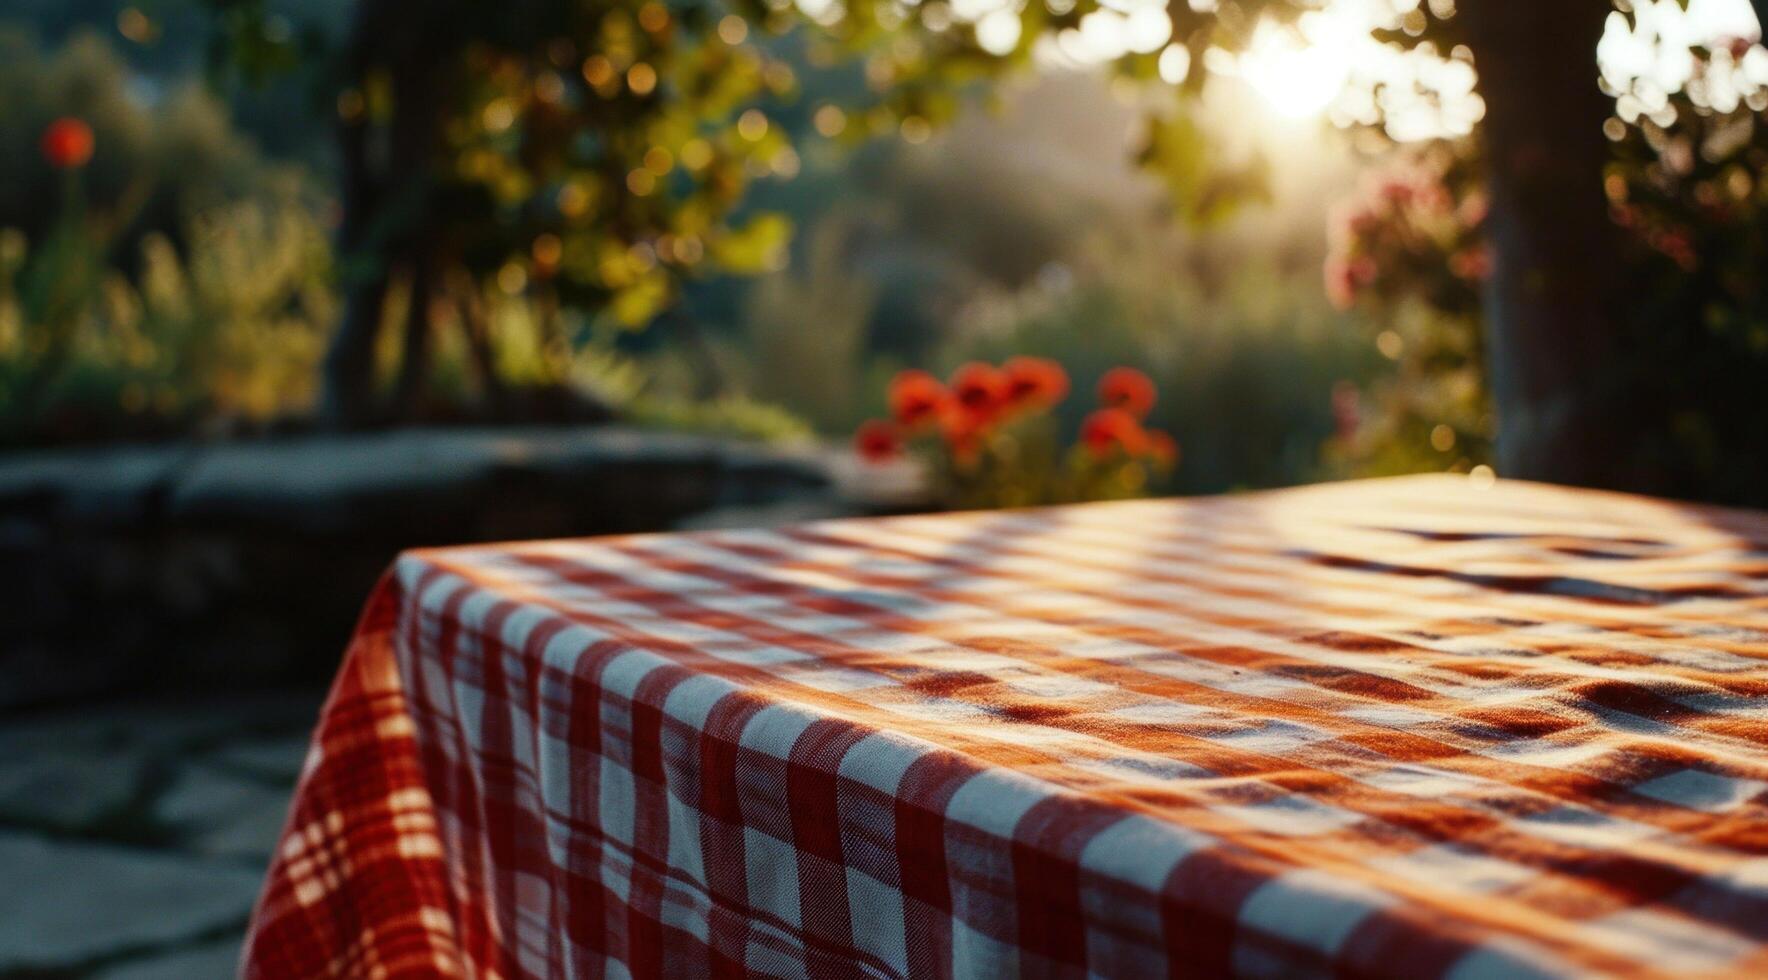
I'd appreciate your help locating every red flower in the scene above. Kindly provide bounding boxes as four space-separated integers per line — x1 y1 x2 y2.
1651 229 1697 271
1081 408 1148 458
949 362 1008 422
1001 356 1069 412
1345 208 1383 241
887 369 947 430
853 420 902 463
1417 185 1453 215
938 401 986 465
1448 245 1491 282
41 117 94 169
1377 178 1414 207
1097 367 1156 419
1323 254 1376 310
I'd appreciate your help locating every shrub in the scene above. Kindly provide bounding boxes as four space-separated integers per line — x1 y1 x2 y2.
939 242 1379 494
0 189 335 444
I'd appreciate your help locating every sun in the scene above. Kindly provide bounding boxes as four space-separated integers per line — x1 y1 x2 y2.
1236 16 1357 121
1240 28 1352 119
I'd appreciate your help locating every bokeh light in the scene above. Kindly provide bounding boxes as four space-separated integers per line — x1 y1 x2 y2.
1039 0 1761 140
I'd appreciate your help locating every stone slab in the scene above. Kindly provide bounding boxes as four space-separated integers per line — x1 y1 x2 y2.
157 765 292 861
95 937 242 980
209 734 314 784
0 750 147 833
0 832 261 971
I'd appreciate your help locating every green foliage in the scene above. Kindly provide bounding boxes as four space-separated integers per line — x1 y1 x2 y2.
1327 21 1768 503
206 0 831 331
708 212 793 276
1139 109 1270 227
1323 297 1489 478
1320 147 1493 477
0 29 275 253
0 38 819 449
351 258 817 442
939 237 1379 495
0 192 334 443
736 211 880 433
629 391 812 443
196 0 1317 343
23 0 1768 510
1601 71 1768 503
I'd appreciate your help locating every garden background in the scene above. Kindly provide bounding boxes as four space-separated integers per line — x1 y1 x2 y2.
5 0 1768 974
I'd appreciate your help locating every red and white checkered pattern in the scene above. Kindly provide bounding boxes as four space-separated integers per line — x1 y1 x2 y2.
243 475 1768 978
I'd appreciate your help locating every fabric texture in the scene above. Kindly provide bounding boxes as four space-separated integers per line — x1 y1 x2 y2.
242 474 1768 978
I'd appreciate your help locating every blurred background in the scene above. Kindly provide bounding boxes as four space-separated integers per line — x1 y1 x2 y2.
4 0 1768 974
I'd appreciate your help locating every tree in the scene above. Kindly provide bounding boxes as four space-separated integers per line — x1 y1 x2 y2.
1452 3 1630 487
206 0 1767 498
1342 1 1768 501
209 0 813 424
1377 0 1768 496
202 0 1302 427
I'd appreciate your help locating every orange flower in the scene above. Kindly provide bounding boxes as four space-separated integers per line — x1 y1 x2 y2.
853 420 902 463
887 369 947 430
1097 367 1156 419
1081 408 1148 458
1002 356 1069 412
41 117 94 169
939 401 985 465
948 362 1008 423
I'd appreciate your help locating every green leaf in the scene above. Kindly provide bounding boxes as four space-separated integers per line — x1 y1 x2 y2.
709 211 793 275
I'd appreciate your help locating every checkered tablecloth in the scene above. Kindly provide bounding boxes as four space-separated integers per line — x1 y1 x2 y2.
242 474 1768 978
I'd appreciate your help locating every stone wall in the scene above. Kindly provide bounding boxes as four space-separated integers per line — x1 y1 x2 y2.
0 427 840 708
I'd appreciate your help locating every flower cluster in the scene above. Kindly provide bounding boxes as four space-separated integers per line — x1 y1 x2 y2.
1080 367 1177 464
858 357 1069 464
854 360 1176 508
1320 151 1495 478
1322 155 1488 319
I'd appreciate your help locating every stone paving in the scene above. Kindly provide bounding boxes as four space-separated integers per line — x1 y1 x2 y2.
0 691 324 978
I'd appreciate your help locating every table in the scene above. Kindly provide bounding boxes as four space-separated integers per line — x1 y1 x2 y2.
241 475 1768 978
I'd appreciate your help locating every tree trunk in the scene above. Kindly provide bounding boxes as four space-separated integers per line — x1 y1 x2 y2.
318 0 391 428
449 267 506 415
1460 1 1644 489
318 0 447 428
390 256 435 419
322 274 388 428
660 308 727 401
